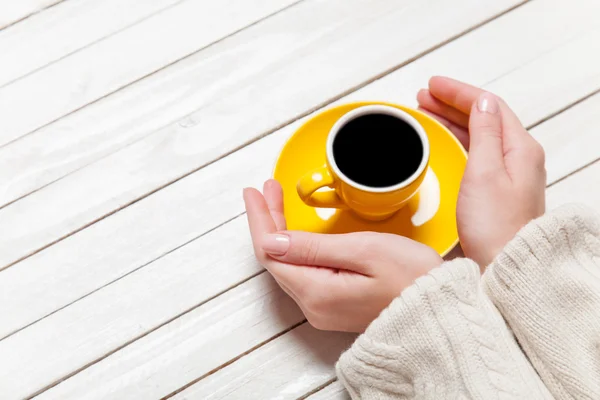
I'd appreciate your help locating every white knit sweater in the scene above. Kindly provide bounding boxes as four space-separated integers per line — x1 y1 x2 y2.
336 204 600 399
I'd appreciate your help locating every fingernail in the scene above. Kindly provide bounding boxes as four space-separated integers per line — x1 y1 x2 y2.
262 233 290 256
477 92 499 114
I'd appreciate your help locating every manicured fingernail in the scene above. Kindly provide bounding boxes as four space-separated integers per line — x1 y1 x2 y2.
262 234 290 255
477 92 499 114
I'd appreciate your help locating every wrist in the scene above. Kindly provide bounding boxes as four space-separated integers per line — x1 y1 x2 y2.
486 203 599 274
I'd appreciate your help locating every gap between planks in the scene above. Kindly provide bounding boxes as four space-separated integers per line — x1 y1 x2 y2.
160 320 308 400
0 0 531 271
297 378 339 400
547 157 600 189
304 380 350 400
0 0 65 31
528 85 600 131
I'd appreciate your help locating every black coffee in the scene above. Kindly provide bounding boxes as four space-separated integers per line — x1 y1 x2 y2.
332 113 423 188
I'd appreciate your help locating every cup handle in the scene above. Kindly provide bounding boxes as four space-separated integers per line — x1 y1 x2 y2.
297 165 347 209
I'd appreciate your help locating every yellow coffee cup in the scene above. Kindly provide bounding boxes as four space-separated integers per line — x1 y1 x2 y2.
297 105 430 221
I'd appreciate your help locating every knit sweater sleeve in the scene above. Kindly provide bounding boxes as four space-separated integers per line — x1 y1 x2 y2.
336 258 552 399
336 204 600 399
483 203 600 399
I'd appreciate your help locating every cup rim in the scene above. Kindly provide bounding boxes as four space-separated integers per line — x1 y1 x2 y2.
326 105 430 193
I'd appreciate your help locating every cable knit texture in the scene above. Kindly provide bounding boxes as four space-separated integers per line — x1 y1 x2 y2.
337 259 551 399
336 204 600 399
484 204 600 399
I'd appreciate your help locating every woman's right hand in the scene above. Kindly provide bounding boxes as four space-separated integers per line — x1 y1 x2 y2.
418 77 546 268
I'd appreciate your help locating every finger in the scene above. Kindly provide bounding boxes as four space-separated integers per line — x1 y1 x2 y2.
263 179 287 231
428 76 484 114
265 271 315 323
272 274 302 306
260 231 375 275
468 92 506 174
494 97 534 153
275 262 358 324
428 77 529 144
243 188 314 288
244 187 277 256
418 107 469 150
417 89 470 128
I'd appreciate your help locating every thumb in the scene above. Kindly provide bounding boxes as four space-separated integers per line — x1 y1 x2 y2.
260 231 374 275
468 92 505 174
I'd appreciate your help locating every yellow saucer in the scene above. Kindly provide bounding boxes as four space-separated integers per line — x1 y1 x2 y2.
273 102 467 256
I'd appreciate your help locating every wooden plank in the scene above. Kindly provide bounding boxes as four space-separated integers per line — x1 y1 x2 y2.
172 324 354 400
306 381 350 400
26 273 304 399
0 0 522 208
0 0 583 268
0 0 184 87
1 0 598 346
0 0 63 29
0 0 299 146
546 160 600 211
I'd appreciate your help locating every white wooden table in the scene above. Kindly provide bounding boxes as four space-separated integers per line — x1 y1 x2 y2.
0 0 598 398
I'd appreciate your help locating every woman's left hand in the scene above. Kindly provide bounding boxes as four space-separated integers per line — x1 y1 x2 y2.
244 180 443 333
